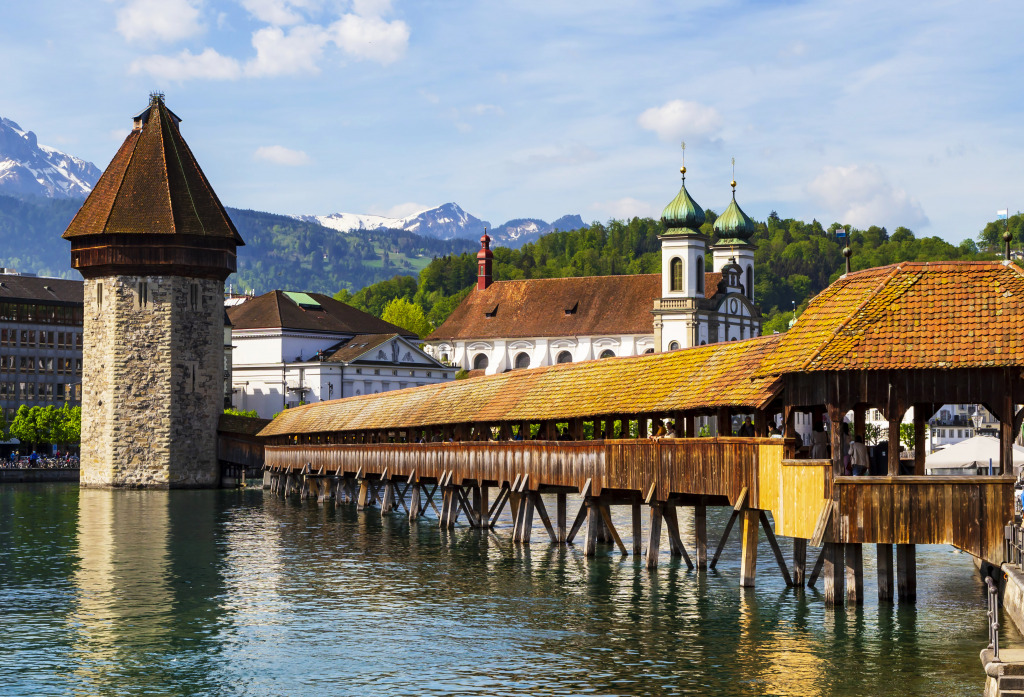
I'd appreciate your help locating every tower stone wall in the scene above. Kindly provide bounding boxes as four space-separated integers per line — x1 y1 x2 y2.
80 275 225 488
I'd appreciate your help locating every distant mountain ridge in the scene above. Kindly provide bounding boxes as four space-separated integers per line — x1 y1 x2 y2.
296 204 584 248
0 118 100 199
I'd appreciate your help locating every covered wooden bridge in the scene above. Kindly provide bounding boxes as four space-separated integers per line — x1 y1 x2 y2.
260 261 1022 606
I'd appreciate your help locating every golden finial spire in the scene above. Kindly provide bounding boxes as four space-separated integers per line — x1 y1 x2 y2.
680 141 686 178
730 157 737 197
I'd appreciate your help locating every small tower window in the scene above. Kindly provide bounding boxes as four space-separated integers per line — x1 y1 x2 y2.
136 280 150 310
745 266 753 301
670 257 683 292
190 282 200 311
668 341 679 351
96 282 103 312
696 257 704 294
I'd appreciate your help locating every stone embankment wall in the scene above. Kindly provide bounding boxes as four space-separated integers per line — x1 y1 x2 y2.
0 469 79 483
80 275 223 488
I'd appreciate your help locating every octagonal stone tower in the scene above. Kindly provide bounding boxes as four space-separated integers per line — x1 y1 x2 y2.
63 95 244 488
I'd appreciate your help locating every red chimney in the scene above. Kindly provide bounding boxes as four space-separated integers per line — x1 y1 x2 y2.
477 230 493 290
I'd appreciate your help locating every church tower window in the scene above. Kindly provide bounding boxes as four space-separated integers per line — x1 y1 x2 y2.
670 257 683 292
696 257 704 294
745 266 753 301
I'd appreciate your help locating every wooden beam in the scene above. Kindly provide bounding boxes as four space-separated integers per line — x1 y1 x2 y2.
887 382 902 476
809 500 834 548
632 501 643 556
646 503 663 569
533 492 559 544
897 543 916 603
877 543 894 602
758 511 793 586
663 504 693 569
598 504 628 556
740 509 759 587
913 403 927 476
556 493 567 543
583 499 599 557
845 543 863 605
807 545 826 588
695 503 708 569
567 498 589 545
823 543 845 606
408 481 421 521
792 538 807 586
717 407 731 437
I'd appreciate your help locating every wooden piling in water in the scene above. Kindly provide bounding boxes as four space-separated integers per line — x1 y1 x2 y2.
845 543 863 605
897 543 916 603
740 509 759 587
792 538 807 586
695 503 708 570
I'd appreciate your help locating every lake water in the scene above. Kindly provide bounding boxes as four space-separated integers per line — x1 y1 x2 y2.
0 483 1011 696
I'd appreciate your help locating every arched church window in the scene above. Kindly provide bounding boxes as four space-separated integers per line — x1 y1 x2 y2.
745 266 753 301
556 351 572 364
514 352 530 369
643 348 654 354
599 349 615 359
473 353 489 370
670 257 683 292
668 341 679 351
696 257 704 294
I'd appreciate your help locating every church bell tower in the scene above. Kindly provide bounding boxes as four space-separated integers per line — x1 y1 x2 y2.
63 95 244 488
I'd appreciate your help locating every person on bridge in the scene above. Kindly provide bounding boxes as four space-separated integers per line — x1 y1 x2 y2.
664 421 677 438
738 417 755 437
849 435 869 476
650 419 667 439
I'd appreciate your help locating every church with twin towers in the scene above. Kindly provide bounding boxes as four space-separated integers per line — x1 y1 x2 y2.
425 151 762 374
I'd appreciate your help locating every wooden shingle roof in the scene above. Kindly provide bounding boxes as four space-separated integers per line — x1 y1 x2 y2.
260 334 782 436
755 261 1024 376
63 95 243 244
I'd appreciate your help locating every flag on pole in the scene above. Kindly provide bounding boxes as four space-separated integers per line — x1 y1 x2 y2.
998 209 1009 219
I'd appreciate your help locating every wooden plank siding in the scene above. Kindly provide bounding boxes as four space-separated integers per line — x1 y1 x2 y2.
832 476 1014 563
769 459 832 540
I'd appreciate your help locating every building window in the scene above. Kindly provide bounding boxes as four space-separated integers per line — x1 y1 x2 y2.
745 266 753 301
473 353 489 370
696 256 704 294
97 282 103 311
556 351 572 364
426 371 432 378
670 257 683 292
356 368 362 374
374 369 380 375
443 373 449 379
668 341 679 350
189 282 200 311
599 349 615 359
393 369 398 376
135 280 150 310
514 352 530 370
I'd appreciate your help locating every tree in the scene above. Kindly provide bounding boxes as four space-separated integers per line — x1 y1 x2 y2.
9 405 39 449
381 297 432 338
899 422 921 452
224 407 259 418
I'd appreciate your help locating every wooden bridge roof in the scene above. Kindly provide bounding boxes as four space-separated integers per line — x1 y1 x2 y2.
260 334 782 436
754 261 1024 376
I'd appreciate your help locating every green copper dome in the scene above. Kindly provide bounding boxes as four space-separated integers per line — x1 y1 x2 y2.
712 189 755 243
660 169 705 234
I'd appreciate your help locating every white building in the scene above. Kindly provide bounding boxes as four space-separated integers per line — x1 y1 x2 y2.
425 161 762 374
228 290 452 419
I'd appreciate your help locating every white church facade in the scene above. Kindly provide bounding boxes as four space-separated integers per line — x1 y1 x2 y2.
425 159 762 375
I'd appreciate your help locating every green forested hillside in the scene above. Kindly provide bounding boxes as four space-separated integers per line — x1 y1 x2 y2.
338 211 993 336
0 195 82 278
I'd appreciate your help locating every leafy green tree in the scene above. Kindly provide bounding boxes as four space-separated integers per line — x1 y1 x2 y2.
224 407 260 418
9 405 39 449
381 297 431 338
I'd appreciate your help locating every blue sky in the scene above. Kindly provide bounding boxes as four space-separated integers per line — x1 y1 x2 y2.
2 0 1022 242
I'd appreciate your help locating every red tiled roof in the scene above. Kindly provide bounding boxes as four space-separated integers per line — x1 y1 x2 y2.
428 273 726 341
227 291 417 336
260 335 782 435
756 261 1024 375
63 97 242 244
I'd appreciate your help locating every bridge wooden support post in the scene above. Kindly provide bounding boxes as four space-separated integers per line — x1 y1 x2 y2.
645 503 663 570
877 543 894 602
513 489 535 543
356 477 370 511
740 509 759 587
663 504 693 569
262 469 271 489
381 476 394 516
584 499 599 558
792 538 807 586
409 480 421 521
474 485 488 529
896 543 916 603
823 543 845 606
631 501 643 556
695 503 708 570
845 543 864 605
598 503 628 556
556 493 567 543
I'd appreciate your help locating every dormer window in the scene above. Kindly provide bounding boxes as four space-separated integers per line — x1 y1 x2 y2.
484 304 498 318
564 301 578 315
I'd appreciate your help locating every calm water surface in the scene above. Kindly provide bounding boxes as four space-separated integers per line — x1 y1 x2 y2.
0 483 1010 696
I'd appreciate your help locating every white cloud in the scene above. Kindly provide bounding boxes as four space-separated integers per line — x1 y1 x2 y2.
109 128 131 142
130 48 242 81
116 0 203 43
254 145 312 166
593 197 657 220
330 13 409 65
806 164 929 229
239 0 318 26
370 202 431 218
637 99 723 143
352 0 392 17
246 25 329 76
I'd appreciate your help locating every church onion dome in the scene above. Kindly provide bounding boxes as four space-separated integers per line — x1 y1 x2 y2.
712 181 755 245
660 166 706 234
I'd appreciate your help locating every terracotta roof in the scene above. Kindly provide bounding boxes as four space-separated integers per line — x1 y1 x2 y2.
0 275 82 304
63 96 243 244
324 333 400 363
755 261 1024 376
428 273 727 341
259 335 782 436
227 291 417 337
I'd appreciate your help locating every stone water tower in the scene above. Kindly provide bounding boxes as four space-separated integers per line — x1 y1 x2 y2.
63 95 244 488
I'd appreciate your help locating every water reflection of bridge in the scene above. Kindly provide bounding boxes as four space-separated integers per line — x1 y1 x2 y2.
256 262 1023 607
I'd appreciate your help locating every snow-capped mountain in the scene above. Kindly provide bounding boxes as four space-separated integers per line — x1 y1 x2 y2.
0 118 100 199
297 204 584 247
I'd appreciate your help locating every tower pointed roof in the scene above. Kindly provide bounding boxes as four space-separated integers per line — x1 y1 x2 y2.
712 179 755 245
63 94 242 244
660 161 705 234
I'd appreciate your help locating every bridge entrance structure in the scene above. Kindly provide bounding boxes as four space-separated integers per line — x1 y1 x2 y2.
259 261 1023 606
